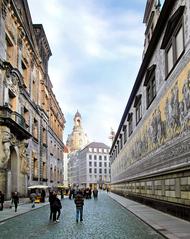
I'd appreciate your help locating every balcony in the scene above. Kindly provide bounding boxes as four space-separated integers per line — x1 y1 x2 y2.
0 106 31 140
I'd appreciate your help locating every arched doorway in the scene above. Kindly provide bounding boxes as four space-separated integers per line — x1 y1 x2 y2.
7 148 18 199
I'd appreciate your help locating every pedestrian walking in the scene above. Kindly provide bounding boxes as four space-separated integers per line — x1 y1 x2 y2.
0 191 5 211
93 188 98 199
30 192 36 208
52 193 62 223
49 191 56 221
12 192 19 212
41 189 46 203
74 190 84 223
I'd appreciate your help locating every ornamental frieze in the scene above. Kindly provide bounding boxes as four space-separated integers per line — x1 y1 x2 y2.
112 63 190 183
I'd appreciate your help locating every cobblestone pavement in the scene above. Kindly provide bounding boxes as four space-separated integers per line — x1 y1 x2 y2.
0 192 164 239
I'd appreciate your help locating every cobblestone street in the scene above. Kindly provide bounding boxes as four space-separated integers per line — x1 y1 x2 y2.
0 192 164 239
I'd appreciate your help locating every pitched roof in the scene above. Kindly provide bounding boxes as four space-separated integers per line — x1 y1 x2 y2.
85 142 110 149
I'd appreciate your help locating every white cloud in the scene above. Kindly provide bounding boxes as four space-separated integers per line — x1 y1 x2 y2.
28 0 145 145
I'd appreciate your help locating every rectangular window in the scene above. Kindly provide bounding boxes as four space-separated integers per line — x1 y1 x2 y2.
89 161 92 167
128 115 133 136
94 155 97 160
21 60 28 88
33 118 38 139
146 71 156 108
99 162 102 167
167 45 173 73
94 168 97 173
135 100 142 125
6 35 14 65
176 26 184 59
123 126 127 143
94 161 97 167
120 135 123 150
99 155 102 160
104 168 107 174
104 156 107 161
99 168 102 174
89 155 92 160
89 168 92 173
104 162 107 167
160 7 184 76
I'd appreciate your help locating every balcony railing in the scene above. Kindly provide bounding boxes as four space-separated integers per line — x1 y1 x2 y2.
0 106 31 139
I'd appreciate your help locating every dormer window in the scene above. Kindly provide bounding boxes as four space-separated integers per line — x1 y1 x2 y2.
161 6 185 76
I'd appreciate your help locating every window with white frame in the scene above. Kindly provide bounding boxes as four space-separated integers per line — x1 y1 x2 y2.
161 6 184 76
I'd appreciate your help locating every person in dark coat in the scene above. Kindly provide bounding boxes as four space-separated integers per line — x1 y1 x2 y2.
41 189 46 203
52 194 62 223
49 191 55 221
0 191 5 211
93 188 98 199
74 190 84 222
12 192 19 212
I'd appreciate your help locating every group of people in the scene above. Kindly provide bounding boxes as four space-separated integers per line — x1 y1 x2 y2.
0 191 19 212
49 191 62 223
0 187 101 224
69 187 98 200
49 188 87 223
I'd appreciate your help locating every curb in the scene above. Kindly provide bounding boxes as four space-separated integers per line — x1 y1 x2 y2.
108 193 170 239
0 203 49 224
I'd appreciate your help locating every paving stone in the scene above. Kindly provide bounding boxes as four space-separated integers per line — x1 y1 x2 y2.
0 192 164 239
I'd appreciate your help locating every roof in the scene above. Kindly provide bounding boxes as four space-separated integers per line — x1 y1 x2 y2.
85 142 110 149
74 110 81 118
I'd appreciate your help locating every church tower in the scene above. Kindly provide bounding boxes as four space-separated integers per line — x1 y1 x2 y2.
143 0 161 56
66 111 89 152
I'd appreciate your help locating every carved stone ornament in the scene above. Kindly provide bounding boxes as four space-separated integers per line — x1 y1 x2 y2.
0 131 12 169
6 70 18 95
19 140 29 174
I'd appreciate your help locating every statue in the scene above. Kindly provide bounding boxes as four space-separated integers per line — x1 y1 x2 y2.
0 132 11 169
19 140 29 174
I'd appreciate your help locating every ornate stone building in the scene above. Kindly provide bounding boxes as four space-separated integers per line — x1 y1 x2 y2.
66 111 89 152
110 0 190 220
0 0 65 198
67 111 89 186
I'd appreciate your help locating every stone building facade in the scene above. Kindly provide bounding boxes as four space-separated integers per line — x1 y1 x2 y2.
67 111 89 186
0 0 65 198
78 142 110 189
110 0 190 220
66 111 89 152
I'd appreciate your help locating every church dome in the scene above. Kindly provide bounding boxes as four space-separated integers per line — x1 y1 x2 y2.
74 110 81 119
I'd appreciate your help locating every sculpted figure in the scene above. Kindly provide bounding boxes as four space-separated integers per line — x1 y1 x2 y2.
0 132 11 169
19 140 29 174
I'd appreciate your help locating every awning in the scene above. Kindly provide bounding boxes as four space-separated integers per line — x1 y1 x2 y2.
27 185 49 189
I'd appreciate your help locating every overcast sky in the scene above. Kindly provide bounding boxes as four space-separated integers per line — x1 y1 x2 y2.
27 0 147 146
